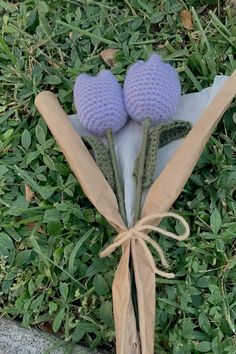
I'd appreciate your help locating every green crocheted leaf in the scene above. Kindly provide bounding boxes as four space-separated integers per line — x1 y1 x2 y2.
82 136 115 190
159 120 192 148
142 120 192 189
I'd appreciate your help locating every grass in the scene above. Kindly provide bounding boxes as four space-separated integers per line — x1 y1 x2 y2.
0 0 236 353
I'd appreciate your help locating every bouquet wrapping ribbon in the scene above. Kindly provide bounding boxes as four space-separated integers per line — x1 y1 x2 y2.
35 69 236 354
100 212 190 278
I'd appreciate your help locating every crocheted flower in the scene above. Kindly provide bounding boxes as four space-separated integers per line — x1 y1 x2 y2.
123 54 181 125
74 70 128 136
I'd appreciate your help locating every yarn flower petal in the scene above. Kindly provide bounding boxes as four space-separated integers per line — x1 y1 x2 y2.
123 54 181 125
74 70 128 136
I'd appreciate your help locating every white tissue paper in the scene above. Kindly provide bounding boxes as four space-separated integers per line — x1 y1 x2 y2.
69 75 229 226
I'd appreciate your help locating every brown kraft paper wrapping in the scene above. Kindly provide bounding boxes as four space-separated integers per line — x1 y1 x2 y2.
35 70 236 354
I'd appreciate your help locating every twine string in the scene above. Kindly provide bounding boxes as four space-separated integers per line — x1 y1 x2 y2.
100 212 190 279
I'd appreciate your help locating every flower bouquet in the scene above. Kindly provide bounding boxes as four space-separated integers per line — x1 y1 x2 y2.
35 54 236 354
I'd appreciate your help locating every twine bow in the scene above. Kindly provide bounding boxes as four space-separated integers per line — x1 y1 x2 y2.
100 212 190 278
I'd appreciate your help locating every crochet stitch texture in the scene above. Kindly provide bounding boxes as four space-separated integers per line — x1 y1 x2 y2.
74 70 128 136
123 54 181 125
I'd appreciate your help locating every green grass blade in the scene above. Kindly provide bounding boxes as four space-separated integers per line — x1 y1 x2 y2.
56 20 120 47
68 228 95 275
0 36 17 65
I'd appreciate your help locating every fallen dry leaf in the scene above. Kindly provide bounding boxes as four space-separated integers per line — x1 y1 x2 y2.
180 9 193 30
25 184 34 202
100 48 118 67
27 222 44 233
38 322 64 336
226 0 236 7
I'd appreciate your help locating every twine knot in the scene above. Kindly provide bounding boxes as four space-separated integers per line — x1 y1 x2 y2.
100 212 190 278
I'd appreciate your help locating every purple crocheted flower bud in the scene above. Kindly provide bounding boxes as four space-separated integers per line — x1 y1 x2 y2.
73 70 128 136
123 54 181 125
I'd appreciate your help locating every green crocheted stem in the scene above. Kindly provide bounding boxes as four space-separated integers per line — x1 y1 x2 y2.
133 118 151 224
158 120 192 148
106 129 127 226
82 136 115 190
132 118 152 328
143 120 192 189
143 126 160 189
